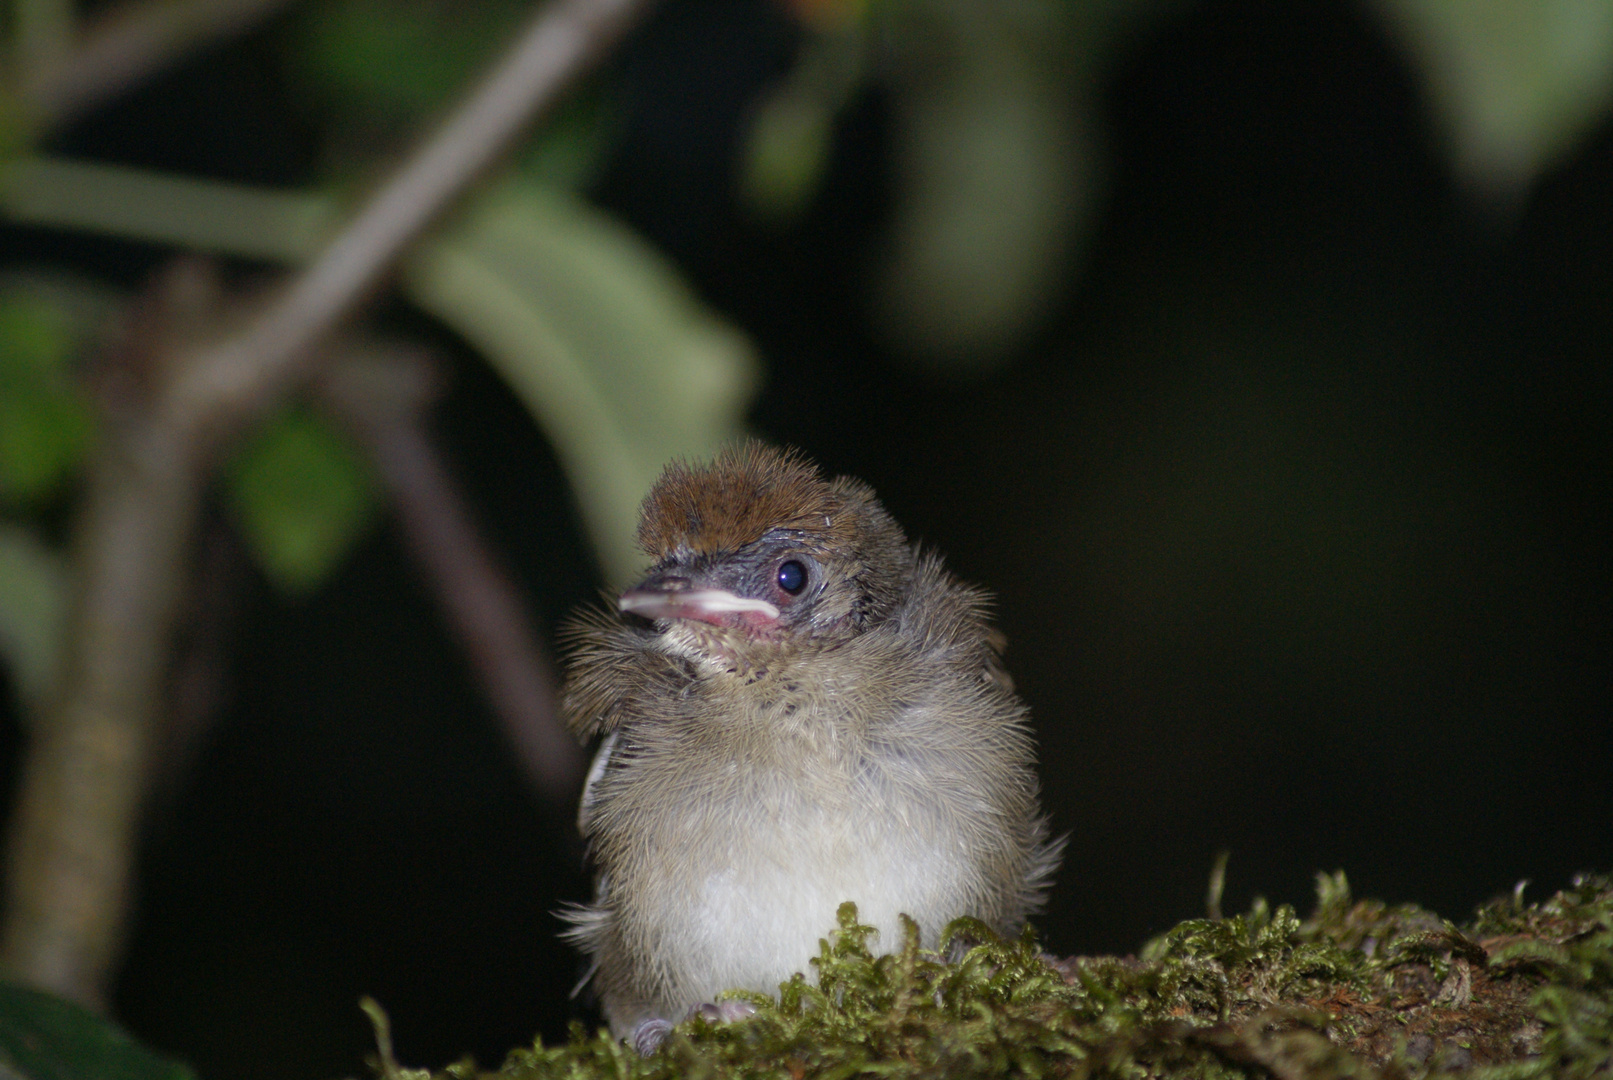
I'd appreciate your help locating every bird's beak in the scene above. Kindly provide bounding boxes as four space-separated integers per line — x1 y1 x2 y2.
618 582 780 625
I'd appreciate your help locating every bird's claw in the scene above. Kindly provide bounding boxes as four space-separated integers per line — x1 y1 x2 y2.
629 1000 758 1055
631 1018 674 1055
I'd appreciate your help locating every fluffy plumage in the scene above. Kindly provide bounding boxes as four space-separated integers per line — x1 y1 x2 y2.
560 442 1060 1042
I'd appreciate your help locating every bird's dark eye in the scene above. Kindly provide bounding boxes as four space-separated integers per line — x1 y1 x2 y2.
776 559 807 595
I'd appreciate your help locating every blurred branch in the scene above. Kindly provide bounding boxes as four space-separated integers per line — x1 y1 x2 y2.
151 519 246 818
19 0 298 132
318 347 586 807
158 0 654 437
0 0 655 1006
0 259 218 1008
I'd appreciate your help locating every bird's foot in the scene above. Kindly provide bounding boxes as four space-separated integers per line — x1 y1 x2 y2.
631 1019 674 1056
630 1000 758 1055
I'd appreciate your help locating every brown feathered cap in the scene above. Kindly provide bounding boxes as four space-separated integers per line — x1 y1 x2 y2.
637 441 870 557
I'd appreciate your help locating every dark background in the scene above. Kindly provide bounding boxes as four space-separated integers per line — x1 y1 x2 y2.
1 1 1608 1079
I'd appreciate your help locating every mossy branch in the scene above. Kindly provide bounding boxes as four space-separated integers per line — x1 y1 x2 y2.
386 874 1613 1079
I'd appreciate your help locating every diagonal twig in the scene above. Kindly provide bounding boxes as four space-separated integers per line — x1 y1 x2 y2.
160 0 654 442
21 0 298 131
317 345 586 806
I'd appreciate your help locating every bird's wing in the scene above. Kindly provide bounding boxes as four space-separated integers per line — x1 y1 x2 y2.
983 626 1015 694
577 729 620 835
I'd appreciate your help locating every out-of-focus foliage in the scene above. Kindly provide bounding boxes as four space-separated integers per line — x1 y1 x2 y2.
742 0 1161 374
0 0 750 608
1371 0 1613 203
0 523 67 709
0 982 195 1080
3 158 340 263
405 181 759 584
294 0 532 152
222 406 380 596
0 291 93 506
0 277 115 711
739 25 864 220
294 0 615 189
512 92 619 193
744 0 1613 370
1 0 1612 608
872 0 1113 373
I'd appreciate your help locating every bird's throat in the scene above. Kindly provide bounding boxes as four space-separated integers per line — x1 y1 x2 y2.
656 618 778 677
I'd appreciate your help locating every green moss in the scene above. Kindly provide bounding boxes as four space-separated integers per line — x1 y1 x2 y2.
372 873 1613 1079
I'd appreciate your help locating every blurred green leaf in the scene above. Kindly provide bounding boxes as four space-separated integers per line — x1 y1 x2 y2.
223 406 379 595
292 0 615 190
739 28 867 220
404 181 760 584
0 388 92 504
740 89 836 219
514 90 617 192
0 524 68 709
0 294 71 375
0 88 31 164
0 981 193 1080
295 0 530 121
878 47 1091 372
0 291 93 504
1373 0 1613 200
871 0 1150 372
3 158 340 264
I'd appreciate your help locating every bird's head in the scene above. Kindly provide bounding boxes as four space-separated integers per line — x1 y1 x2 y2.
619 442 914 658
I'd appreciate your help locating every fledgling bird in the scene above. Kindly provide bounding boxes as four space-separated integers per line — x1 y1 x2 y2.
560 442 1061 1048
